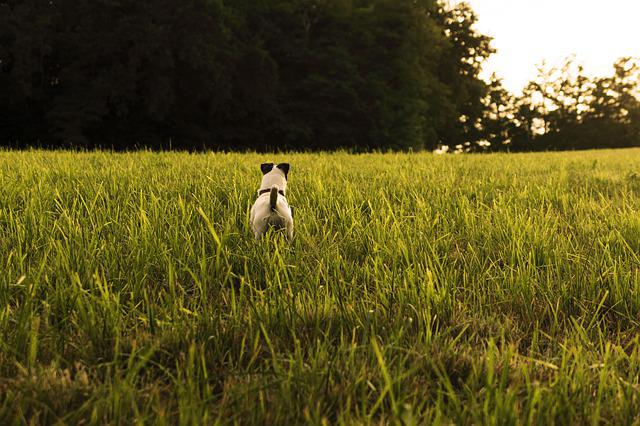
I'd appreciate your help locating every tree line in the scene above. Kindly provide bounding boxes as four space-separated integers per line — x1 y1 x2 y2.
1 0 638 152
481 57 640 152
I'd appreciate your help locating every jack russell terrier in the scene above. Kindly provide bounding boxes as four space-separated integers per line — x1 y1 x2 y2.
250 163 294 239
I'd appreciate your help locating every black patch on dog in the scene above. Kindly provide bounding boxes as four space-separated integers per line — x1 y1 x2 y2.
277 163 290 179
261 163 274 175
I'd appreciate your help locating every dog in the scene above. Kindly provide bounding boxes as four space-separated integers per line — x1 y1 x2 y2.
250 163 294 240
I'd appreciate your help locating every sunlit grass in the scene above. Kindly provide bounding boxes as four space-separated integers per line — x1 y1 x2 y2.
2 149 640 424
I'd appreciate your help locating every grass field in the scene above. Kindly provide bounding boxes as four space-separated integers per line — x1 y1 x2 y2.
2 149 640 424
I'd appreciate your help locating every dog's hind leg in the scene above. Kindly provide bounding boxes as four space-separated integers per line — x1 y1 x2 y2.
253 219 268 240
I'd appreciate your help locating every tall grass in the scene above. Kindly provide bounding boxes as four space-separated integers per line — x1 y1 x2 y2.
2 149 640 424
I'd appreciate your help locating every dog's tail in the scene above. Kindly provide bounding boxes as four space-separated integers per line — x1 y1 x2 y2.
269 185 279 211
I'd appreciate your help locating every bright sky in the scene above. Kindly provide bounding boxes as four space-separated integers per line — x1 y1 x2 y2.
459 0 640 93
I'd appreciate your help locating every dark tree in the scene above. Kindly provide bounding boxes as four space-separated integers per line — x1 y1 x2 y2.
433 2 494 151
7 0 637 152
1 0 501 151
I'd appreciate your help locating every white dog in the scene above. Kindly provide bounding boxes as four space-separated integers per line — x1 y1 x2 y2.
250 163 294 240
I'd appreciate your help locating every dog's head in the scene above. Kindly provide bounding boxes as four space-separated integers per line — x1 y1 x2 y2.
260 163 289 193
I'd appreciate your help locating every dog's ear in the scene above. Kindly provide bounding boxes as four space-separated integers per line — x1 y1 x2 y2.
261 163 274 175
277 163 290 179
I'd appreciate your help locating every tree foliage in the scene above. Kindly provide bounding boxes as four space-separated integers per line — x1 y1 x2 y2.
0 0 494 150
1 1 638 151
480 57 640 152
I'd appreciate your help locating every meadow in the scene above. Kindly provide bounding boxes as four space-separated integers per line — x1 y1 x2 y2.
2 149 640 424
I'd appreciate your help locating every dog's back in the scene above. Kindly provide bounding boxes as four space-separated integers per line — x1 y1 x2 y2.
250 191 290 237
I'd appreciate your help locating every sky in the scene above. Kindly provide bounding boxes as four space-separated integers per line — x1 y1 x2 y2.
458 0 640 93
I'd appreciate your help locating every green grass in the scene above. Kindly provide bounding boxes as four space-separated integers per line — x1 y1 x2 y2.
2 149 640 424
